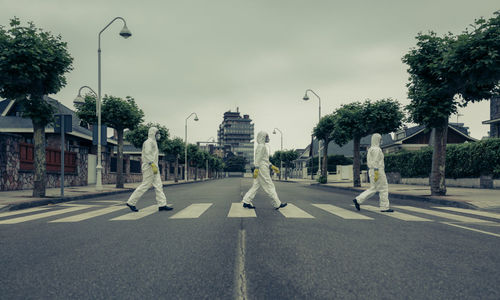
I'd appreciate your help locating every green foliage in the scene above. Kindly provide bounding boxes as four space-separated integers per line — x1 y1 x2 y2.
317 175 327 184
271 150 300 168
313 114 336 144
125 122 169 150
0 17 73 125
224 155 247 172
164 137 185 162
385 139 500 178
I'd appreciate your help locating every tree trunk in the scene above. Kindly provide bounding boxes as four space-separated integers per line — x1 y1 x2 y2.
353 136 361 187
116 129 124 188
430 122 448 196
322 139 329 180
32 120 46 197
174 157 179 182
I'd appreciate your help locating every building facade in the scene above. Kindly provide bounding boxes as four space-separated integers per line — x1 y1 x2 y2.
482 96 500 138
217 109 254 171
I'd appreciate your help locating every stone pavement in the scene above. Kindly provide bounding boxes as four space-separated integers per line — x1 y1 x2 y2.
284 178 500 211
1 178 499 212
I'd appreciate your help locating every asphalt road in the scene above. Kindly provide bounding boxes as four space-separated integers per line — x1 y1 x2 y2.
0 178 499 299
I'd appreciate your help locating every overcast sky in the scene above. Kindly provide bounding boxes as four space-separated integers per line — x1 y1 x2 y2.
1 0 498 153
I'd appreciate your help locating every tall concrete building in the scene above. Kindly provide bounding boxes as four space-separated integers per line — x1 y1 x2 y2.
217 108 254 170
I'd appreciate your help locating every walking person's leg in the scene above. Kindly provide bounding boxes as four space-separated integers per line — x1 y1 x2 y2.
377 171 392 212
242 179 260 208
353 169 377 211
259 169 286 209
152 172 168 208
126 171 154 211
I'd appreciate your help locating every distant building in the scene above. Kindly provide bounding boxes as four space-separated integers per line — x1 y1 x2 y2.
382 124 477 154
217 108 254 170
482 95 500 138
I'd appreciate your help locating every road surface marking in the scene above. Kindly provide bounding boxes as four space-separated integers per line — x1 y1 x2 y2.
393 206 494 224
362 205 431 221
234 229 247 300
278 203 314 218
0 206 93 224
228 203 257 218
441 222 500 238
0 207 51 218
434 207 500 221
170 203 212 219
111 205 159 221
50 206 127 222
312 204 373 220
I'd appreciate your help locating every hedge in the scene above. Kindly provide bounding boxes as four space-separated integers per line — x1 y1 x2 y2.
384 138 500 179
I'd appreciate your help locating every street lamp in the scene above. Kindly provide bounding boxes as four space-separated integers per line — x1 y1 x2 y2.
185 112 199 181
74 86 97 105
303 89 322 177
272 128 283 180
95 17 132 191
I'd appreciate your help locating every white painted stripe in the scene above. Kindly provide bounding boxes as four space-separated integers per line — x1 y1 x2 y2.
441 222 500 238
278 203 314 218
362 205 431 221
0 207 51 218
111 205 159 221
0 206 92 224
50 206 127 222
234 229 247 300
394 206 494 224
434 207 500 220
313 204 373 220
0 205 6 210
170 203 212 219
228 203 257 218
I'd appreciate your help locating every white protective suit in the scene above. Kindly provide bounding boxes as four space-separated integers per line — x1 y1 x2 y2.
355 133 390 210
127 127 168 207
242 131 282 208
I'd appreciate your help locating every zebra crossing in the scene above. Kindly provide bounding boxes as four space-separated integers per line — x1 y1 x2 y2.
0 202 499 236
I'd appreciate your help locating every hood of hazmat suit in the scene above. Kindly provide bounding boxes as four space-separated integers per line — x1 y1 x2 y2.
254 131 271 169
141 127 159 170
366 133 384 169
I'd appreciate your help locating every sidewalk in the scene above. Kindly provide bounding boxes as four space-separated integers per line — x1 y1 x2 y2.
284 178 500 211
0 179 203 212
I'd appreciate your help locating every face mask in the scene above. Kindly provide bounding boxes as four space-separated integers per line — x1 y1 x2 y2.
155 133 161 141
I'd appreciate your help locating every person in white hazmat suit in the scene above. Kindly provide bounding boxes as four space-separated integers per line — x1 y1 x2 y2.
242 131 287 210
126 127 173 212
353 133 394 212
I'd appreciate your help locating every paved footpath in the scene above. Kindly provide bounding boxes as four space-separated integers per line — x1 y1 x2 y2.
0 177 499 212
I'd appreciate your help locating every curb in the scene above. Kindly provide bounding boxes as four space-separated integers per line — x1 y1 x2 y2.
2 179 212 212
307 183 478 210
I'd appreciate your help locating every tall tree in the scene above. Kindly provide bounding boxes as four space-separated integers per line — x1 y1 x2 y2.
313 114 337 182
281 149 300 180
164 137 184 182
0 18 73 197
75 95 144 188
402 11 500 195
334 99 403 187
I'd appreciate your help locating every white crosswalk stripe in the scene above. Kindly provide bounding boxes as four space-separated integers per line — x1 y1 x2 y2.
361 205 431 221
228 203 257 218
50 206 127 222
393 206 495 224
312 204 373 220
111 205 159 221
170 203 212 219
434 207 500 220
278 203 314 218
0 205 93 224
0 206 51 218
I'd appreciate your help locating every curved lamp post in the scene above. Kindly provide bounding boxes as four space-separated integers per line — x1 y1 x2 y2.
272 128 283 180
74 85 97 105
185 112 199 181
303 89 322 177
94 17 131 191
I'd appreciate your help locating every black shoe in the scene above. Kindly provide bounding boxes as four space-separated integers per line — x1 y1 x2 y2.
159 206 173 211
126 203 138 212
243 203 255 209
381 208 394 212
275 203 287 210
353 199 360 211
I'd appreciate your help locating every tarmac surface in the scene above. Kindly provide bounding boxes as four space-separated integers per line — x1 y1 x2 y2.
0 177 499 212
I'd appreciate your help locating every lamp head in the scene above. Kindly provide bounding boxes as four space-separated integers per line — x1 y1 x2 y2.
119 25 132 38
302 93 309 101
194 116 199 121
74 94 85 105
273 130 276 134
